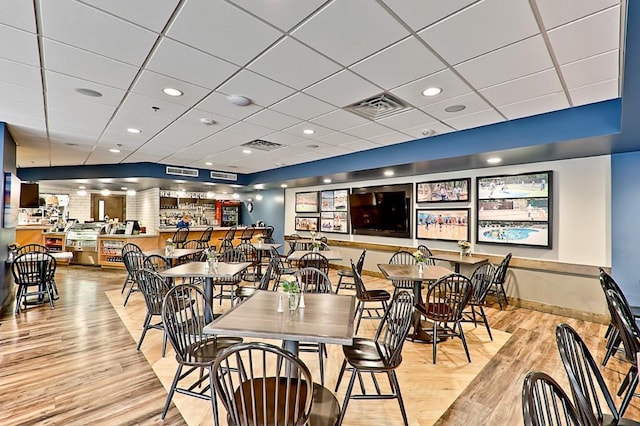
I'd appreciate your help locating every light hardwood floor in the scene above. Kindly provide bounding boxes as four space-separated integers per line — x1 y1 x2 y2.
1 265 639 425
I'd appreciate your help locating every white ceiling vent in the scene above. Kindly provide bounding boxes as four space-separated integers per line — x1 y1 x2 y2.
242 139 283 152
210 171 238 181
166 166 199 177
345 93 410 120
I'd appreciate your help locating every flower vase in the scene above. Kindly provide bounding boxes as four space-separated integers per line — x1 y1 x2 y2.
288 293 300 311
460 248 469 258
207 257 217 272
165 244 174 257
417 262 424 274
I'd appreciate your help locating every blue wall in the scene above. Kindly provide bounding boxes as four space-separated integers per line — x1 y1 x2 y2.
0 123 17 315
240 189 285 247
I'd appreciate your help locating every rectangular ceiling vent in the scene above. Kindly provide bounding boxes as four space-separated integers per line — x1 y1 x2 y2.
166 166 199 177
242 139 283 152
210 171 238 181
345 93 410 121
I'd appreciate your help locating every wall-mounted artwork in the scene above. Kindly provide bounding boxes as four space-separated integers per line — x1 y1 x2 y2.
416 178 471 203
295 216 319 232
476 171 552 248
416 208 470 242
319 189 349 233
295 191 319 213
321 211 348 234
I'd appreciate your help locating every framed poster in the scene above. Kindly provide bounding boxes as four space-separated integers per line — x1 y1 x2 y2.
321 211 348 234
295 216 319 232
416 178 471 203
416 208 470 242
319 189 349 233
295 191 319 213
476 170 552 248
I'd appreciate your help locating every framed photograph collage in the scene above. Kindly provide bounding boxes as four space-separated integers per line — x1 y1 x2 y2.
320 189 349 234
416 178 470 203
476 171 552 248
416 208 470 242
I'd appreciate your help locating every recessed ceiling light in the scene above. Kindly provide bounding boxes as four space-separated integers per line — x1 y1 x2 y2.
384 170 394 177
204 182 217 186
109 148 121 153
205 161 213 166
307 144 319 149
65 143 79 147
422 129 436 137
121 187 128 190
126 189 136 196
199 118 216 126
175 180 185 183
280 184 288 188
242 149 252 154
487 157 502 164
77 189 87 196
255 194 263 201
230 184 242 188
232 193 240 199
422 87 442 97
126 128 142 134
163 87 183 97
76 179 88 184
323 178 332 183
254 184 264 189
99 178 112 183
445 105 466 113
75 88 102 97
206 191 215 198
303 129 315 135
78 185 86 190
100 189 111 196
227 94 251 106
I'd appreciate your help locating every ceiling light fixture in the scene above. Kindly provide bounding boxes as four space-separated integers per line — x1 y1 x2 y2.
255 194 263 201
384 170 394 177
280 184 288 188
175 180 185 183
76 179 88 184
254 184 264 189
78 185 86 190
422 87 442 97
206 191 215 198
200 118 216 126
303 129 315 135
487 157 502 164
109 148 121 153
242 149 252 154
205 161 213 166
126 128 142 134
75 88 102 97
232 193 240 199
126 189 136 196
121 187 128 190
445 105 466 113
100 189 111 196
422 129 436 137
163 87 183 97
77 189 87 196
323 178 332 183
307 144 319 149
227 94 252 107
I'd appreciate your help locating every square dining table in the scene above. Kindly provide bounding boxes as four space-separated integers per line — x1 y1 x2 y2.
161 261 251 322
144 248 203 266
428 253 489 273
377 263 452 342
203 290 356 357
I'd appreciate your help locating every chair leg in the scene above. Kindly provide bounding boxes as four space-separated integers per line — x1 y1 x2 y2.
337 368 358 426
479 306 493 341
208 366 220 426
136 313 152 352
162 364 184 420
318 343 325 386
14 285 24 314
602 331 620 366
458 321 472 363
334 359 348 392
432 320 438 364
389 370 409 426
162 330 168 358
354 301 365 334
336 274 343 293
46 283 55 309
123 281 137 306
120 273 130 294
618 367 639 418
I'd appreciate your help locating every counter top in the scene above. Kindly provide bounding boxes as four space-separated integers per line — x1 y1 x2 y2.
158 226 267 232
17 225 50 230
98 234 158 238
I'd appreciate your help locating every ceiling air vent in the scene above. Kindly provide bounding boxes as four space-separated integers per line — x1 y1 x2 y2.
242 139 283 152
210 171 238 181
166 166 199 177
345 93 410 121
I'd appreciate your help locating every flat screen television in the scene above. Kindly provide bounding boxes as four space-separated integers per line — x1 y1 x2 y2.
19 182 40 208
349 189 410 238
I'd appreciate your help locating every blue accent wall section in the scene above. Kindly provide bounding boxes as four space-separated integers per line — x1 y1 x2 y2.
1 122 17 315
240 190 285 248
611 152 640 305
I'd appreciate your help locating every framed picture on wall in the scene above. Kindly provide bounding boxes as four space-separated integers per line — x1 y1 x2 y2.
416 208 470 242
295 216 319 232
416 178 471 203
295 191 319 213
476 170 552 248
321 211 349 234
319 189 349 233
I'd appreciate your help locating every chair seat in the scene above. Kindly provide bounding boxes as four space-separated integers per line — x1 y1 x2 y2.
309 383 341 426
235 286 257 299
416 302 452 320
602 413 640 426
183 337 242 365
342 338 399 370
337 269 353 277
363 289 391 302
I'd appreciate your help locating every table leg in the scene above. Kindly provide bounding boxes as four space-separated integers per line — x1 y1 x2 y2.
283 339 300 378
256 249 263 279
408 280 446 343
204 276 214 323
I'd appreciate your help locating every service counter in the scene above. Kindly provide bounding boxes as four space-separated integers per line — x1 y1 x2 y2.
158 226 267 248
98 235 158 268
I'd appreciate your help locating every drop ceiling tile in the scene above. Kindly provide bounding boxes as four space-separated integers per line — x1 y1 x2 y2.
283 122 334 139
217 70 295 107
0 24 40 66
455 35 553 89
304 70 381 107
79 0 180 32
390 69 472 109
0 58 41 90
402 122 456 139
228 0 326 32
2 113 46 132
18 144 52 167
120 92 191 119
132 69 211 107
146 37 239 90
0 80 43 107
381 0 477 31
270 93 336 120
570 78 619 106
315 132 363 146
560 50 619 90
310 109 369 131
443 108 505 131
262 131 304 146
195 133 246 153
548 6 620 65
420 92 494 121
103 110 177 146
197 91 263 120
49 132 99 146
480 68 563 107
340 139 381 152
369 132 412 146
45 71 127 106
377 109 439 132
242 109 301 131
0 0 36 32
166 0 282 66
498 92 570 120
536 0 619 30
48 120 104 139
178 108 238 132
143 121 216 150
215 121 273 145
292 0 409 66
343 122 395 139
50 144 92 166
248 37 341 91
122 150 171 163
350 37 446 90
42 39 139 89
40 0 157 66
47 94 115 124
85 146 133 165
418 0 539 65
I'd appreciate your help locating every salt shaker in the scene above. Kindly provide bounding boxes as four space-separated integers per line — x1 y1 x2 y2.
277 294 284 312
298 293 306 308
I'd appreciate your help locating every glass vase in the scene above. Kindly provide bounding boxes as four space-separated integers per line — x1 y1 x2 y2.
417 262 424 274
288 293 300 311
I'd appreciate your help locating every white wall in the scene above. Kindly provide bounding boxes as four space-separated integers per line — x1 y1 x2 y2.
136 188 159 234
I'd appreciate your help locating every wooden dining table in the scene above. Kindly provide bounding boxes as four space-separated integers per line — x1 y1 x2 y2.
428 253 489 273
377 263 452 343
252 242 281 277
203 290 356 357
144 248 203 266
161 261 251 322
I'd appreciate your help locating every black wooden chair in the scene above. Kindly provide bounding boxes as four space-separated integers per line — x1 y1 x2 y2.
122 250 146 306
271 246 296 291
388 251 417 298
298 252 329 275
120 243 142 294
351 259 391 334
143 254 170 272
135 268 172 356
172 228 190 248
417 244 436 265
461 262 497 340
522 371 583 426
213 248 247 305
336 249 366 293
235 258 275 302
238 225 255 242
199 226 214 247
15 243 49 256
335 290 415 426
12 252 57 314
489 253 512 309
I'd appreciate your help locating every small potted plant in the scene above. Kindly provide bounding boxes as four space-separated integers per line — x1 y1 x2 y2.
165 238 175 256
205 248 218 271
458 240 471 257
281 276 301 311
413 250 428 273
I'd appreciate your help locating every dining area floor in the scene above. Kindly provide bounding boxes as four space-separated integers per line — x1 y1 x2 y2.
1 264 639 425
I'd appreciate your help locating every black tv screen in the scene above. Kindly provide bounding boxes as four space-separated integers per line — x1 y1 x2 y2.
19 183 39 208
349 190 409 237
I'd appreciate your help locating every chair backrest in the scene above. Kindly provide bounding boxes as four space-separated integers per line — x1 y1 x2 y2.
298 252 329 275
374 290 415 368
355 249 367 274
123 251 146 276
223 225 237 240
162 284 213 364
425 274 473 322
121 243 142 258
555 323 616 425
469 263 497 304
213 342 314 426
143 254 170 272
317 241 330 251
257 260 275 291
137 268 172 316
200 226 214 243
389 250 417 289
493 253 512 284
319 236 328 244
416 244 435 265
218 238 234 254
240 225 255 239
351 260 370 301
265 225 274 239
221 248 247 263
236 242 258 265
15 243 49 256
607 289 640 365
173 228 190 245
182 239 203 250
522 371 583 426
294 267 332 294
12 252 56 285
